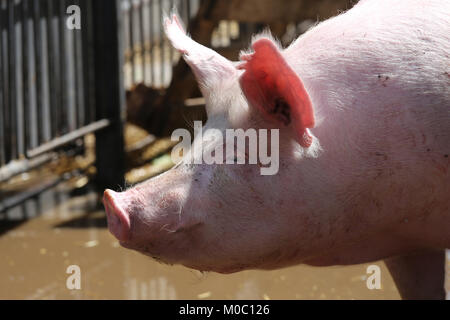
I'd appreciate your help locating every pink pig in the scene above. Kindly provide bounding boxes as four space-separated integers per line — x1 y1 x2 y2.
104 0 450 298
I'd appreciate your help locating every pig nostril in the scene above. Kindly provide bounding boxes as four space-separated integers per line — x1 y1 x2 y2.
103 189 131 241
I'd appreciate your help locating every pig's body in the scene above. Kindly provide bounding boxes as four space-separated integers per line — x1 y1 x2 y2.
278 0 450 265
104 0 450 293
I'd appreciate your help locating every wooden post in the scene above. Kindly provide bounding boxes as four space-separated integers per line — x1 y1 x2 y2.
92 0 125 191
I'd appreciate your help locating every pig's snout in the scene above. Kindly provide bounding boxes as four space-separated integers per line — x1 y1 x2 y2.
103 189 131 242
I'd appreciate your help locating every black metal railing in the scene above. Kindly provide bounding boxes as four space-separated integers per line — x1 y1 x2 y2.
0 0 98 167
0 0 126 213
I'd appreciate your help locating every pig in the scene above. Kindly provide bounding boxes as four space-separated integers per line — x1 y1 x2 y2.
104 0 450 298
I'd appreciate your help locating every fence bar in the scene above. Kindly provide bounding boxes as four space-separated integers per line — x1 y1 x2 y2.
0 1 5 166
149 0 155 85
129 0 135 84
92 0 126 191
22 0 30 154
158 0 164 87
46 0 58 138
80 0 95 126
73 0 84 129
139 0 147 83
59 0 67 136
8 0 18 161
40 0 51 143
26 119 110 159
32 0 43 145
61 0 74 133
0 152 54 183
168 0 174 68
15 0 24 157
1 173 67 213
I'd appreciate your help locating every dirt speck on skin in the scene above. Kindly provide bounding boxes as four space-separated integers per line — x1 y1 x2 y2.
377 74 390 87
0 188 400 300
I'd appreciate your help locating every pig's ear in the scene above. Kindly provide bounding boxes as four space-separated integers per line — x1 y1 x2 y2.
164 14 236 88
238 38 315 148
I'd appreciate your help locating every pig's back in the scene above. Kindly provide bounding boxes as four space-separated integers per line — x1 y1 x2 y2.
285 0 450 154
286 0 450 115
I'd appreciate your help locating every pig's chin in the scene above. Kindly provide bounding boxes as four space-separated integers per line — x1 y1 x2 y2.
117 233 257 274
118 240 175 266
184 263 254 274
115 223 202 266
123 239 287 274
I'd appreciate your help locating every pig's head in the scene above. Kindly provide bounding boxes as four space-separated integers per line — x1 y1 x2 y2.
104 14 324 273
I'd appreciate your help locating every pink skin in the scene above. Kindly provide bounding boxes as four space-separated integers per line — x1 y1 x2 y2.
104 0 450 275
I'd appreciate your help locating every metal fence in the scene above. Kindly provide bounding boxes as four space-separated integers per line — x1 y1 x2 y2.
0 0 97 168
122 0 200 89
0 0 126 213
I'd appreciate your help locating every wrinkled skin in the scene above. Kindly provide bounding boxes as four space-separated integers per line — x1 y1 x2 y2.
104 0 450 280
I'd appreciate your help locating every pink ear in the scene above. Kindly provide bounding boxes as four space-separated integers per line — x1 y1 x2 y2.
238 38 314 148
